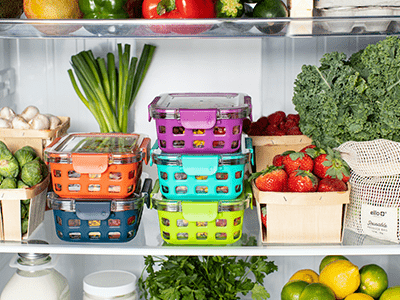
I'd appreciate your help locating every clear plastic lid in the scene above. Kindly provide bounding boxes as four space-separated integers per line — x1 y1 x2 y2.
83 270 137 297
148 93 252 120
45 133 150 165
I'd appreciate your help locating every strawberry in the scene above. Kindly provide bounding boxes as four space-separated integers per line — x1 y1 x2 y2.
304 146 326 159
317 177 348 192
247 122 264 136
255 116 269 129
287 169 319 192
267 111 286 125
313 147 350 183
266 124 279 135
300 144 316 153
286 113 300 124
272 150 295 167
286 126 302 135
243 118 252 134
282 119 298 132
249 165 288 192
261 206 267 227
282 151 314 175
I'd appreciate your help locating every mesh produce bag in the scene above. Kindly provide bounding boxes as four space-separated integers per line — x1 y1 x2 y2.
337 139 400 243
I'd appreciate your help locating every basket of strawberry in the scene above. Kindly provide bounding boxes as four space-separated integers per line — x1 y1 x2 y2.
244 111 312 172
249 145 351 244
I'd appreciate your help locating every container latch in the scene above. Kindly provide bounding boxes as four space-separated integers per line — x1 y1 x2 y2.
182 155 218 176
182 202 218 222
71 154 108 174
179 109 217 129
76 202 111 220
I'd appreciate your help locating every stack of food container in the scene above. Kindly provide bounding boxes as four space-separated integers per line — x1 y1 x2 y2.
44 132 152 243
148 93 253 245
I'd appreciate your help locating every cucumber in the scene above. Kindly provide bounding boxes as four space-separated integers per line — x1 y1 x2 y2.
252 0 289 34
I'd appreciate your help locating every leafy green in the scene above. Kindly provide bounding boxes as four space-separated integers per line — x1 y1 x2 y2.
292 36 400 149
139 236 277 300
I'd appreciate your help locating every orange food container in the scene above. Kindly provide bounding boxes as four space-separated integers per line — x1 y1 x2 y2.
44 133 150 199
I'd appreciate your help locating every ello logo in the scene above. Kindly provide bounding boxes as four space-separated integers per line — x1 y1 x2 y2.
370 210 387 217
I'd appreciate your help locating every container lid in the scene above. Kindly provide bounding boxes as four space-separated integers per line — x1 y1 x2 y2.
44 132 150 167
148 93 252 121
83 270 137 297
47 191 144 212
150 137 253 170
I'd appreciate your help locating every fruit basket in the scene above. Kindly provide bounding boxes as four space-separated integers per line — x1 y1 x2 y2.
150 138 253 200
47 178 152 243
148 92 252 154
252 182 350 244
0 175 50 241
0 116 70 159
44 132 150 199
150 180 252 245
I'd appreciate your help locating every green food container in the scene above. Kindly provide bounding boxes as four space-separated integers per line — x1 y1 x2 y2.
151 180 252 245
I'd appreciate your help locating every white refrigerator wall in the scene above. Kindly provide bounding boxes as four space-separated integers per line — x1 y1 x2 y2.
0 36 392 299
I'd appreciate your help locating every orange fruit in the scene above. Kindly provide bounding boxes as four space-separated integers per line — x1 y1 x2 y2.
281 280 309 300
319 259 360 299
319 255 349 273
379 286 400 300
299 282 336 300
289 269 319 284
357 264 388 299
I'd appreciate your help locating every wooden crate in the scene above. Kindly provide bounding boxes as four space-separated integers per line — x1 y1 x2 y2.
250 135 312 172
252 181 350 244
0 116 70 159
0 175 50 241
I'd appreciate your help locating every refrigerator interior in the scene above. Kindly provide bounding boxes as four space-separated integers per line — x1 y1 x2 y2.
0 35 395 298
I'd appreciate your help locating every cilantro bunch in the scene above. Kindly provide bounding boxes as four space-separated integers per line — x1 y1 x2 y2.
138 255 277 300
292 36 400 149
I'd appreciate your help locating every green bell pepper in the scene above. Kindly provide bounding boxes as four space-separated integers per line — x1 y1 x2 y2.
79 0 129 19
216 0 244 18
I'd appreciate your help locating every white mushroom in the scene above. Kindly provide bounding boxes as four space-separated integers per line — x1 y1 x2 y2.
0 107 16 120
0 118 12 128
29 114 50 130
21 105 40 122
12 115 30 129
44 114 62 129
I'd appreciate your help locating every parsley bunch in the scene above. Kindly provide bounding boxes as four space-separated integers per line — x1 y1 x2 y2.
138 254 277 300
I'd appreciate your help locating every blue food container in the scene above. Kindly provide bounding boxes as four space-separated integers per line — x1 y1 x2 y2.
47 178 152 243
150 138 253 200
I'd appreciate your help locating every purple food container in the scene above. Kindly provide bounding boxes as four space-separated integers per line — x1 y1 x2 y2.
148 93 252 154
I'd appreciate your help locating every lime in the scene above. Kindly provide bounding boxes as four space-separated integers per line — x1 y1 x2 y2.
379 286 400 300
319 259 360 299
319 255 349 273
299 282 336 300
345 293 375 299
357 264 388 299
289 269 319 284
281 280 309 300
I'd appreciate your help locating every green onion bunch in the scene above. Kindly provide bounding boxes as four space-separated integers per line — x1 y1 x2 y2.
68 43 156 133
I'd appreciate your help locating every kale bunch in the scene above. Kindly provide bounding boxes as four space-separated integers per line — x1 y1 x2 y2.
292 36 400 149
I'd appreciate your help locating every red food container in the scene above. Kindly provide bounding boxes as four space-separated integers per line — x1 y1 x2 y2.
44 133 150 199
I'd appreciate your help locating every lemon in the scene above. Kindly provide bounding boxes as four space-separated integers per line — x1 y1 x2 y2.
319 255 349 273
281 280 309 300
298 282 336 300
289 269 319 284
319 259 360 299
357 264 388 299
24 0 82 19
345 293 375 300
379 286 400 300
